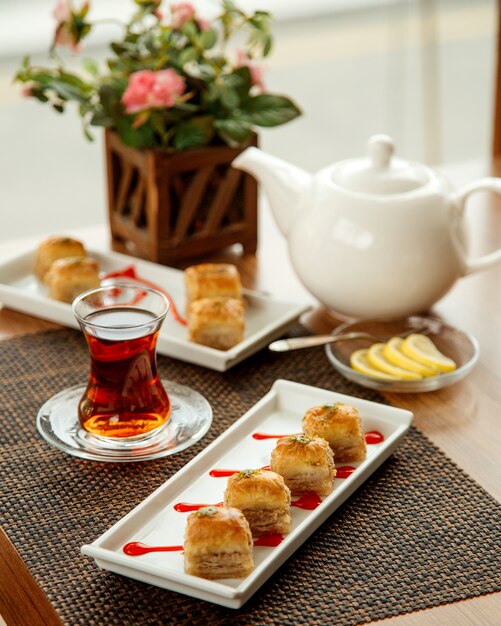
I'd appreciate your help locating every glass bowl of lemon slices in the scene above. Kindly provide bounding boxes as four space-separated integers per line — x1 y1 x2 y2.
325 315 479 392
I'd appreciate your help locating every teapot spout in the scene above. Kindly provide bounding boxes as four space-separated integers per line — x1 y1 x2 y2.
232 147 312 237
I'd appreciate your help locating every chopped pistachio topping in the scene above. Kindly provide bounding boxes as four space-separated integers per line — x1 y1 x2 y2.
195 506 219 517
236 469 260 480
321 402 343 414
288 434 314 445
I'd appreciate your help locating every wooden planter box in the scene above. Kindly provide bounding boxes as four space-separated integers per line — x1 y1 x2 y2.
105 130 258 265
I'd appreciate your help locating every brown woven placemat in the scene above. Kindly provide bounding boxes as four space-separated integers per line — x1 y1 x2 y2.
0 328 500 626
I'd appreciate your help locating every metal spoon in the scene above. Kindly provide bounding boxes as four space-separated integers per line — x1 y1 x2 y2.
269 327 428 352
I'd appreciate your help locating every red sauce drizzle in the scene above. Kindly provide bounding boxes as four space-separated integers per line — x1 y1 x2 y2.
365 431 384 445
173 492 322 515
174 502 223 512
102 265 187 326
123 542 183 556
209 469 240 477
252 433 287 440
124 536 284 555
291 492 322 510
253 533 284 547
336 466 356 479
209 465 271 478
253 431 385 445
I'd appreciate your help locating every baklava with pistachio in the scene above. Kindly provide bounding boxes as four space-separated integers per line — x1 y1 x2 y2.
184 506 254 580
224 469 291 536
270 434 335 497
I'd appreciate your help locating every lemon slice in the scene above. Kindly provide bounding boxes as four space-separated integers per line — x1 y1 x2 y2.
350 349 400 380
383 337 438 377
400 334 456 372
367 343 423 380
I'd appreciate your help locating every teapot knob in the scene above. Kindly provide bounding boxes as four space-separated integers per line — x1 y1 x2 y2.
367 134 394 169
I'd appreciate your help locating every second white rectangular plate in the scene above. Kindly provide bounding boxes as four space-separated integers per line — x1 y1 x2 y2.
0 247 310 371
82 380 413 608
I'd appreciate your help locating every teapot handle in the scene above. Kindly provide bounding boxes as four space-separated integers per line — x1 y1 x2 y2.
455 177 501 275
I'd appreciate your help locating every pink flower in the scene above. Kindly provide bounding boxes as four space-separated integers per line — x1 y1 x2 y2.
235 50 265 92
54 26 81 50
122 69 186 114
53 0 72 23
197 18 211 32
171 2 195 29
52 0 89 50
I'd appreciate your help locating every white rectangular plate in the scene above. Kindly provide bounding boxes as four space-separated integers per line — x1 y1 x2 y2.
82 379 413 609
0 247 309 371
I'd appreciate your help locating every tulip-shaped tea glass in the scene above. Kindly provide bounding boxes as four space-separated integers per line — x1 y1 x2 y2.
37 283 212 462
73 284 171 440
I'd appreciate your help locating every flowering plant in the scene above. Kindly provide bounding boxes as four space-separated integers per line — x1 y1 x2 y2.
15 0 301 151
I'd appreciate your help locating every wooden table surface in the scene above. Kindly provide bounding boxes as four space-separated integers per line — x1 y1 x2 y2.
0 159 500 626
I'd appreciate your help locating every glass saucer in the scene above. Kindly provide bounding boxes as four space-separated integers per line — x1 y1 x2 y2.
325 315 479 393
37 380 212 462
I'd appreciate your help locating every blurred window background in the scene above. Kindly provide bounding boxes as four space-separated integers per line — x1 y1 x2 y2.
0 0 497 241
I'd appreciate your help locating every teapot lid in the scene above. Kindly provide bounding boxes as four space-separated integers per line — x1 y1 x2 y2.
331 135 430 195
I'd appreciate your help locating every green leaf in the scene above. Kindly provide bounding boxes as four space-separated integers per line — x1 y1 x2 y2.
80 1 90 18
17 71 53 88
181 22 197 39
99 82 126 118
239 95 301 127
107 58 129 73
249 14 270 31
83 126 94 141
262 34 273 56
31 89 49 103
110 42 130 56
173 115 214 150
173 101 200 113
178 46 199 66
22 55 30 69
221 72 245 89
224 67 251 100
132 110 150 129
150 112 167 137
206 82 219 103
124 32 140 44
83 58 99 77
115 116 155 148
184 62 216 81
90 111 113 127
49 80 90 104
58 70 93 92
214 118 252 146
145 38 159 54
247 29 273 57
199 29 217 50
220 86 239 109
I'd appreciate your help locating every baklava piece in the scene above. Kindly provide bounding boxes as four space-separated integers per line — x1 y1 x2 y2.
35 236 86 282
270 434 335 497
188 297 244 350
302 403 366 463
184 263 242 310
184 506 254 580
45 256 100 303
224 469 291 537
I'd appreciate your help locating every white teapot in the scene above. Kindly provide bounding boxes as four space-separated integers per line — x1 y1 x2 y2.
232 134 501 319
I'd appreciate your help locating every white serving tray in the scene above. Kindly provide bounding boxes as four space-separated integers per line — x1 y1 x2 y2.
0 247 309 371
82 379 413 608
